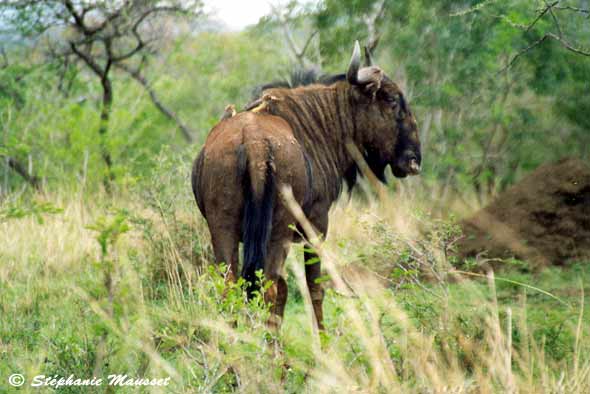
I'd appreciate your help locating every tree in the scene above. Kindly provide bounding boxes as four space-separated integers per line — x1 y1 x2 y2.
1 0 202 191
0 45 43 192
451 0 590 70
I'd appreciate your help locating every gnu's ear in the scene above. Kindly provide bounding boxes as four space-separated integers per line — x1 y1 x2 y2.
356 66 384 96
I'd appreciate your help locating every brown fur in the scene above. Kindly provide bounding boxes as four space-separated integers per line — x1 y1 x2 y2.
192 46 421 330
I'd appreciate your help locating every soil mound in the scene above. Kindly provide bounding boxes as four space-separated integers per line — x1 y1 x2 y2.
459 158 590 266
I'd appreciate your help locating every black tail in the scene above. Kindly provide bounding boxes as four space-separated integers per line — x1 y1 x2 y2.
239 147 275 298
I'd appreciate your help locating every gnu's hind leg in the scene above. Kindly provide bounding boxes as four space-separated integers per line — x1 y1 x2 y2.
209 224 240 282
264 240 290 330
305 249 325 330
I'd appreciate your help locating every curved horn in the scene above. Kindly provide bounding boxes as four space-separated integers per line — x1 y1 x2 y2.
346 40 361 85
364 45 374 67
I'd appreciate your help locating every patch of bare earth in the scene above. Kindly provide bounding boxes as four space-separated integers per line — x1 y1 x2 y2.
459 158 590 266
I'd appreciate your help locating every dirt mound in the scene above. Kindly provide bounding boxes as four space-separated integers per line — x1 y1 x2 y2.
459 158 590 267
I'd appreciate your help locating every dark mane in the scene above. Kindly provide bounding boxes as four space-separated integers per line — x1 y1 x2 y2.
248 70 357 195
250 68 346 102
259 81 360 201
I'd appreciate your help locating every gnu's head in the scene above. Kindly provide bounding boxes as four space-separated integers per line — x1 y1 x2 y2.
346 41 421 180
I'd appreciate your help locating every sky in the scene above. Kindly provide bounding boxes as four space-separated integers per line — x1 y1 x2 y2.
203 0 274 31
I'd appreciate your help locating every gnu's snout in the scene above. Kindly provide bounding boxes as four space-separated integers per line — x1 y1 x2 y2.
392 150 421 178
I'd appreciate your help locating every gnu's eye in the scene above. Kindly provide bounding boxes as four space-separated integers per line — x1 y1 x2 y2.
384 96 398 106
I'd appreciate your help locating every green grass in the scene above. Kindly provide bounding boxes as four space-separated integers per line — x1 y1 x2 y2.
0 187 589 393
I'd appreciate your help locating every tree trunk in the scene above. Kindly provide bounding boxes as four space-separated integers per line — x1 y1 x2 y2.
1 155 41 190
99 73 115 192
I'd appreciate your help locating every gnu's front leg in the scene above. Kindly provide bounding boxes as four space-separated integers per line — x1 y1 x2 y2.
304 248 325 330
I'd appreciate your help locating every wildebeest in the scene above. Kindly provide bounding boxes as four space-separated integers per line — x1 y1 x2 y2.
192 41 421 329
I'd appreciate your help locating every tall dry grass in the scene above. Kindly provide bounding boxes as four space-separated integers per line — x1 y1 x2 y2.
280 182 589 394
0 179 588 393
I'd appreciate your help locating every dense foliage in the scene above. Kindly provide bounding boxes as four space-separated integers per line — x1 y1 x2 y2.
1 1 588 202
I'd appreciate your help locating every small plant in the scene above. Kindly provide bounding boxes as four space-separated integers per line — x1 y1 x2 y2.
85 210 131 378
0 199 63 224
207 264 273 326
86 210 131 260
352 210 463 290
